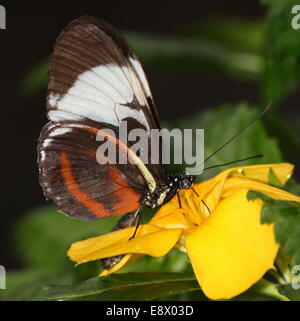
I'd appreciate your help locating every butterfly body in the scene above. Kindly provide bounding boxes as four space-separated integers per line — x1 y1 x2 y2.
143 173 195 207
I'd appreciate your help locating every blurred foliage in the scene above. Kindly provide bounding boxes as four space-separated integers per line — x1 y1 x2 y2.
182 17 265 53
21 17 265 96
261 0 300 105
164 103 281 179
129 31 263 78
5 0 300 301
259 0 300 162
14 204 119 271
20 57 48 96
247 190 300 301
248 191 300 266
29 273 199 301
278 284 300 300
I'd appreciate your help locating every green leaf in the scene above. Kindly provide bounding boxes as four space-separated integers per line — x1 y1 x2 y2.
268 168 283 187
29 273 199 301
120 248 191 274
247 190 300 265
278 284 300 301
165 103 282 179
129 32 262 78
183 16 264 54
14 205 121 271
0 269 73 301
261 0 300 104
247 190 268 201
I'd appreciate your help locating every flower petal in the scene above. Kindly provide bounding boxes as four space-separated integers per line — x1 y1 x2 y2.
186 188 279 300
190 163 295 216
223 178 300 203
215 163 293 185
68 224 183 265
151 206 194 229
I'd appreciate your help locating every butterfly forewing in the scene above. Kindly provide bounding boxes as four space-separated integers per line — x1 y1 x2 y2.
47 15 160 131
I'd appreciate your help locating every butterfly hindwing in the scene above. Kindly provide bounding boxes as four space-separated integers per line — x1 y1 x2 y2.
38 120 146 220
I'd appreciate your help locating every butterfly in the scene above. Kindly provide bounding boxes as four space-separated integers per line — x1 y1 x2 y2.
38 16 269 269
37 16 195 229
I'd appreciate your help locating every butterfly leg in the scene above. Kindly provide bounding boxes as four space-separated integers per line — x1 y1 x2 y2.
177 192 182 208
201 199 211 214
191 186 199 197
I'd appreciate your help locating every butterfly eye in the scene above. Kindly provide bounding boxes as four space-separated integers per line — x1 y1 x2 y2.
180 177 193 189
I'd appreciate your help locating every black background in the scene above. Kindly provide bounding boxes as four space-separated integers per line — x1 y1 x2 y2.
0 1 297 269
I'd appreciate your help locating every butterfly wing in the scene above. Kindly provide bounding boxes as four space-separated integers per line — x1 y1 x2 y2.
38 16 165 220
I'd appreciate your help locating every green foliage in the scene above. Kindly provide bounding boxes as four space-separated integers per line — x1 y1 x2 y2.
14 204 119 271
20 58 48 96
0 269 73 301
28 273 199 301
183 17 264 54
268 168 283 187
165 103 282 179
278 284 300 301
247 189 300 301
247 191 300 266
261 0 300 104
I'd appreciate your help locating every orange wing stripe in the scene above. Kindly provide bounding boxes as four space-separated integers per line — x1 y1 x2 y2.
107 166 141 212
60 150 140 218
60 150 111 217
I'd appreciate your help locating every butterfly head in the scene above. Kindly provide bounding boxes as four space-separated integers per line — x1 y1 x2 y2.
167 173 195 190
179 174 195 189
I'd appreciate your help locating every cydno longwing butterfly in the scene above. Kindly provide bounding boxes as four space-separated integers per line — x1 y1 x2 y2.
37 16 194 237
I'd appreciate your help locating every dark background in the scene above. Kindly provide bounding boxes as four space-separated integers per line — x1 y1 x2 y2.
0 1 297 269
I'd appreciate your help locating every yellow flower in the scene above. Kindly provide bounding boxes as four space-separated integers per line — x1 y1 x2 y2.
67 163 300 300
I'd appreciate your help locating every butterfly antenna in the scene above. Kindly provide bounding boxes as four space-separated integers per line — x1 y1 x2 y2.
203 154 263 171
204 102 272 164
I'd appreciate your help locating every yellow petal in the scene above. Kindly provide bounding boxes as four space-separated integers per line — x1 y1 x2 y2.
228 163 293 186
186 188 279 300
213 163 293 185
151 211 192 229
192 174 228 211
68 224 183 265
189 163 295 216
189 164 292 214
223 178 300 203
